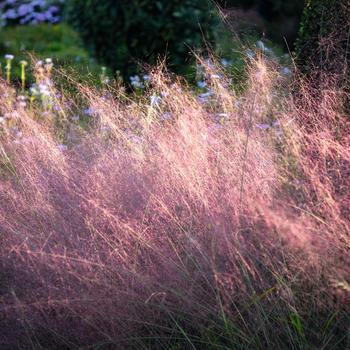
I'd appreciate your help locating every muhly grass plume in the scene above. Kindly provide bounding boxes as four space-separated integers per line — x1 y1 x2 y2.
0 55 349 348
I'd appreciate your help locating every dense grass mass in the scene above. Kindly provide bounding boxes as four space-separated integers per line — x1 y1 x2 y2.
0 53 349 349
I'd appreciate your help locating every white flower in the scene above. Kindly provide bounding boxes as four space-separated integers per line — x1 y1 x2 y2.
256 40 266 51
130 75 140 83
150 94 161 107
20 60 28 66
282 67 292 76
246 49 255 59
198 90 213 104
256 41 273 55
198 91 213 99
130 75 144 89
5 54 14 60
30 86 40 96
38 84 50 96
221 58 231 67
197 81 207 88
17 95 27 101
45 58 52 64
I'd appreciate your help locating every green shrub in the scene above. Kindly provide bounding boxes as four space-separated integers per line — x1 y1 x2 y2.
0 23 101 85
65 0 218 78
0 23 87 61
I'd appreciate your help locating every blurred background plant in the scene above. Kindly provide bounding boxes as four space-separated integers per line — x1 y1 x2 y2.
64 0 219 79
0 0 307 84
0 0 64 26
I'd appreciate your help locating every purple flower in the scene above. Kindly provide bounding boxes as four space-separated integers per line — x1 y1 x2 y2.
3 9 17 19
1 0 64 26
256 123 270 130
18 4 33 16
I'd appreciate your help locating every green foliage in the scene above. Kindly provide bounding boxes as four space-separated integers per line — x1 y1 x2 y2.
296 0 336 53
65 0 218 78
0 23 101 85
0 23 87 61
216 0 304 18
296 0 349 74
216 0 304 46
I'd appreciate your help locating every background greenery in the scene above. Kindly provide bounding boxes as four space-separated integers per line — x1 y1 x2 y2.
0 23 101 87
0 0 308 84
65 0 218 78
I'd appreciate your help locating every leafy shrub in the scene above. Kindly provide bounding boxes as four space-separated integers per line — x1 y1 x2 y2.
65 0 218 77
0 23 85 61
0 23 101 86
0 0 64 27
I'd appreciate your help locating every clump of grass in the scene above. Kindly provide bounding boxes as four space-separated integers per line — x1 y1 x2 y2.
0 50 349 349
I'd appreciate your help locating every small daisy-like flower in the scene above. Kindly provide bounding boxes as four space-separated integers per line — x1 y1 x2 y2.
150 94 161 107
197 81 207 89
5 54 14 60
221 58 231 68
282 67 292 76
198 91 213 99
130 75 144 89
20 60 28 66
45 58 53 64
71 115 80 122
30 85 40 96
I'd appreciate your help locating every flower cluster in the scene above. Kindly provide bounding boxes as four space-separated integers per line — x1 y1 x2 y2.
0 0 64 26
129 74 151 90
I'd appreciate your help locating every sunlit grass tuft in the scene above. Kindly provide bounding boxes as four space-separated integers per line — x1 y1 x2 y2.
0 52 349 349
